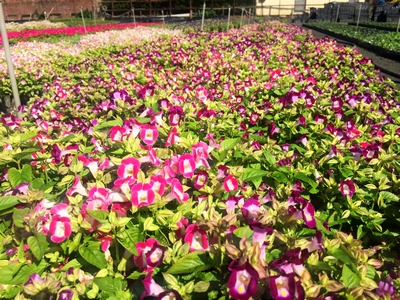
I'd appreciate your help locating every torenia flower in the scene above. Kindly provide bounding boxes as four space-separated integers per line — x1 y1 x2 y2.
224 175 239 192
168 106 184 126
134 238 166 271
339 180 356 198
302 201 316 228
178 154 196 178
195 86 209 102
166 178 189 203
131 182 156 208
193 170 209 189
140 124 159 145
269 274 305 300
49 215 72 243
227 260 259 300
184 224 209 252
117 157 140 180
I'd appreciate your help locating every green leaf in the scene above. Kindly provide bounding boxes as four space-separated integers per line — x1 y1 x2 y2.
93 276 126 293
339 168 354 178
86 210 108 223
7 165 32 188
271 171 288 183
233 226 253 241
0 196 19 211
342 264 361 288
116 227 144 256
61 259 83 271
127 271 146 280
263 151 276 165
241 168 269 182
79 241 107 269
220 138 240 151
167 251 212 275
294 172 318 188
27 233 49 261
331 246 354 265
266 248 282 263
92 119 123 131
379 191 399 202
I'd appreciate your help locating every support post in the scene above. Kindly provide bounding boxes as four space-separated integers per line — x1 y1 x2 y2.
80 7 87 33
132 8 136 26
240 7 244 27
335 5 340 22
0 0 21 117
397 13 400 32
356 3 361 26
227 6 231 31
201 1 206 31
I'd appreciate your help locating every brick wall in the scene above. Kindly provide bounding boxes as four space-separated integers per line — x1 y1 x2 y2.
3 0 97 21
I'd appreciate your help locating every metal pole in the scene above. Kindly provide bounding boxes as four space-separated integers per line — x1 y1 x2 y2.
397 13 400 32
227 6 231 32
240 7 244 27
47 7 55 19
248 8 251 24
0 0 21 118
44 12 47 20
161 10 165 24
356 4 361 26
80 7 87 33
335 5 340 22
132 8 136 26
201 1 206 31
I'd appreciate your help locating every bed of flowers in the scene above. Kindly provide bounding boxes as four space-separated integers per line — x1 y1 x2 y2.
0 27 179 102
304 22 400 56
0 22 162 45
1 21 400 299
5 20 68 32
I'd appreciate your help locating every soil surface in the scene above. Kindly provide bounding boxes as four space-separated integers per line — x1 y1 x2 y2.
303 26 400 89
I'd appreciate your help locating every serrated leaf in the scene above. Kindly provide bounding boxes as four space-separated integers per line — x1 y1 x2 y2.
233 226 253 240
92 119 123 131
7 165 32 188
86 210 108 223
271 171 288 183
339 168 353 178
116 227 144 256
379 191 399 202
79 241 107 269
12 208 30 227
263 151 276 165
0 196 19 211
93 276 126 293
27 233 49 261
220 138 240 151
342 264 361 288
294 172 318 188
167 251 212 275
241 168 269 182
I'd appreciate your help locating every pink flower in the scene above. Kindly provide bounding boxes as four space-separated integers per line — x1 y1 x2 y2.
302 201 316 228
184 224 209 252
110 125 127 142
224 175 239 192
168 106 184 126
49 215 72 243
228 260 259 300
140 125 158 146
131 182 156 208
339 180 356 198
178 154 196 178
174 217 189 239
193 170 209 189
117 157 140 180
150 175 167 196
66 175 88 197
141 272 165 299
192 142 210 169
195 86 209 102
165 127 181 147
134 238 166 271
166 178 189 203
